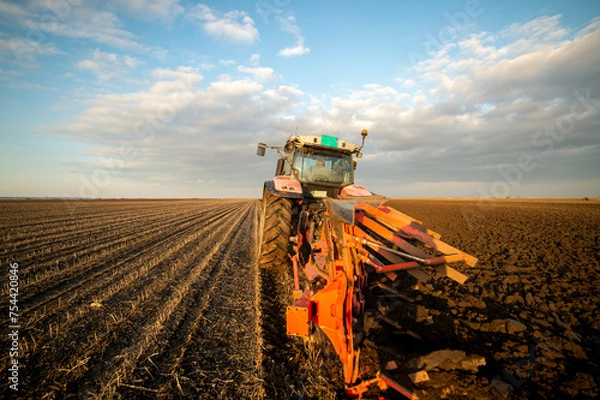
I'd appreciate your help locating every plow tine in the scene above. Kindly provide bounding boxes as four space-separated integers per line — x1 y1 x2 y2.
400 224 478 266
406 268 432 283
357 204 478 267
435 264 469 284
353 234 466 274
380 373 420 400
354 235 429 263
357 203 440 239
355 214 431 259
377 314 404 330
371 281 419 303
355 227 433 284
370 246 432 283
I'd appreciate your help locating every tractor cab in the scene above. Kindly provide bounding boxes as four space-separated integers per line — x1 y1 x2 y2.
257 130 368 200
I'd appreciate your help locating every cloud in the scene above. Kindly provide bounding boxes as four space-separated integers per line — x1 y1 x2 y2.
51 8 148 51
1 1 163 54
149 66 201 82
237 65 275 82
9 81 57 91
107 0 184 23
496 14 569 55
276 14 310 57
0 67 22 79
218 59 236 67
191 4 259 44
358 16 600 194
412 15 600 106
0 36 62 66
0 0 32 21
269 15 599 196
48 14 600 198
76 49 142 81
278 42 310 57
249 53 260 66
53 65 305 195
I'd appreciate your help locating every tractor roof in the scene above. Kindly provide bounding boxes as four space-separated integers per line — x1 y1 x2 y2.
285 134 361 154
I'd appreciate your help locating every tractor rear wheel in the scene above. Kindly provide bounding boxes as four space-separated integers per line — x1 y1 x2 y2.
258 189 294 269
257 189 297 397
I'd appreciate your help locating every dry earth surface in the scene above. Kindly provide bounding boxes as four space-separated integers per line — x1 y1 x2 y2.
1 198 598 399
380 198 600 400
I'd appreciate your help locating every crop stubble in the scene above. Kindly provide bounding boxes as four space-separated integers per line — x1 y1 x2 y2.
1 198 598 399
1 200 265 399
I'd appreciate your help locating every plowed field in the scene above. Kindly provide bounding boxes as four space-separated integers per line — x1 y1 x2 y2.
1 198 598 399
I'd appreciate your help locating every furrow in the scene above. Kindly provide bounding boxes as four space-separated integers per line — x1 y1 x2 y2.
14 205 233 350
118 201 262 399
3 201 225 278
14 205 235 309
43 202 253 398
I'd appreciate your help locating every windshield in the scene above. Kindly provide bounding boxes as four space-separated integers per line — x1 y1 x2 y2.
291 149 353 185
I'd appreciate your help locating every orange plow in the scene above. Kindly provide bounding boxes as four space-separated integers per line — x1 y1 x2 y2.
286 199 478 398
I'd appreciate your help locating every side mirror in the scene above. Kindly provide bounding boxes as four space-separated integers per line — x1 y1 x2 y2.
257 143 266 156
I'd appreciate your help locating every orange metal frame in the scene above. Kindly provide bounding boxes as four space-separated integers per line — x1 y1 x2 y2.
286 200 478 398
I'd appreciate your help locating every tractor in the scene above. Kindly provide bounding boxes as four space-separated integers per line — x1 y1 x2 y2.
256 130 477 398
256 129 376 272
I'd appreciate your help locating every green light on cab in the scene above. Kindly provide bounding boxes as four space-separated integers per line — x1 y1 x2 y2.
321 135 338 147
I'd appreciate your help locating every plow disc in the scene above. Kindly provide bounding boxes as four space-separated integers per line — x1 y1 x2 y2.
286 199 478 398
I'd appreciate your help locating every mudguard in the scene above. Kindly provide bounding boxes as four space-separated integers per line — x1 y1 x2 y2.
341 184 376 197
264 176 304 199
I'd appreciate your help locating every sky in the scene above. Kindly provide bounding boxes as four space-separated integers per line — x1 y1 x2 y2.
0 0 599 199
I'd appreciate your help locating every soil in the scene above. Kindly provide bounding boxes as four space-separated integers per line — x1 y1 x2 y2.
1 200 265 399
1 198 598 399
379 198 600 400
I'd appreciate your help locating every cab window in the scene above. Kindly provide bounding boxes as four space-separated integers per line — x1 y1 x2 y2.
292 149 353 185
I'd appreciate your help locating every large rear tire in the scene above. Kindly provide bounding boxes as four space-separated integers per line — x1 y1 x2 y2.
257 190 301 398
258 189 294 270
